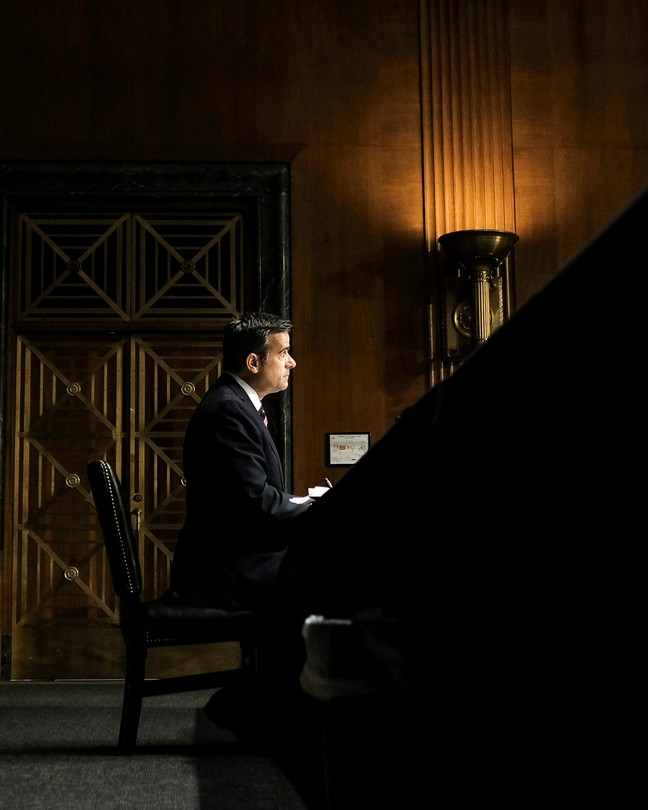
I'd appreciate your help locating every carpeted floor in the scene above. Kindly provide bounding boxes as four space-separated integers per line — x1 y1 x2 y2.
0 682 312 810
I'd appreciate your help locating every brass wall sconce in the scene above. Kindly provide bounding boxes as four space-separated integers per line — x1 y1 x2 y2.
438 229 519 361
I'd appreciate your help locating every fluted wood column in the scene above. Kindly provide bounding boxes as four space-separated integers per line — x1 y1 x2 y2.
420 0 516 383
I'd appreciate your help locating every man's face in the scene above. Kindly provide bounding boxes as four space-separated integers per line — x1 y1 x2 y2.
255 330 296 397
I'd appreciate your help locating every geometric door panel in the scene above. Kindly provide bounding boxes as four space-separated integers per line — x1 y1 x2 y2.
16 210 246 321
131 336 221 599
11 334 127 678
131 213 245 319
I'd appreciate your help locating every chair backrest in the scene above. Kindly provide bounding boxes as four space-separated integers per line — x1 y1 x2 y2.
87 459 143 600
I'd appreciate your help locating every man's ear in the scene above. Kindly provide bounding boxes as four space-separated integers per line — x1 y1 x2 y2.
246 353 259 373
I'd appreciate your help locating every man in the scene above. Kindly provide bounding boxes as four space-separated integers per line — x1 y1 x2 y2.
170 311 312 611
170 312 323 800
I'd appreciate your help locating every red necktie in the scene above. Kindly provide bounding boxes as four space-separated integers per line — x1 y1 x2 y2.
259 407 268 427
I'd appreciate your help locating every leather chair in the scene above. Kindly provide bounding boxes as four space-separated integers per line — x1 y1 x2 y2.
87 459 264 754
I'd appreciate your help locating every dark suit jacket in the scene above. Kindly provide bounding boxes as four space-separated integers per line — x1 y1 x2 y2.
170 374 310 610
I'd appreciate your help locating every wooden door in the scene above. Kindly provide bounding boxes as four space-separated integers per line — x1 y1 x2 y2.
3 201 259 678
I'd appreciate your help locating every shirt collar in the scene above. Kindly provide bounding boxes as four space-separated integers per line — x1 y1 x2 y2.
226 372 263 411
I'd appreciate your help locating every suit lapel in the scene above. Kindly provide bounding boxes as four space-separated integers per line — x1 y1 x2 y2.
224 377 285 488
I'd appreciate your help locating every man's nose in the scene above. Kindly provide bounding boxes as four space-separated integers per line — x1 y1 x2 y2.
288 354 296 368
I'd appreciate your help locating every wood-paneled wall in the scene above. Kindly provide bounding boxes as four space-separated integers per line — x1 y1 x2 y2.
509 0 648 305
1 0 647 494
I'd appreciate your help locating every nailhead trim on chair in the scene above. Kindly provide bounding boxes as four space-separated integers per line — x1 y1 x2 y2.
98 459 137 597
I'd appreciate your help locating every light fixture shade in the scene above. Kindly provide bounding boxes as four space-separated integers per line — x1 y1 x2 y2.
438 229 519 270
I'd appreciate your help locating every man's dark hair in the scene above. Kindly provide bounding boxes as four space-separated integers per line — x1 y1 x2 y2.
222 311 293 372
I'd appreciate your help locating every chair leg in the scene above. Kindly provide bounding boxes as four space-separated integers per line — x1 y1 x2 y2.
118 640 147 755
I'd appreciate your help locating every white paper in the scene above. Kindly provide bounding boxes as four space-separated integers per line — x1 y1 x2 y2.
307 486 330 498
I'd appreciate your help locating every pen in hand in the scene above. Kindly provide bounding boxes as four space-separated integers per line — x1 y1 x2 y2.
325 478 333 488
